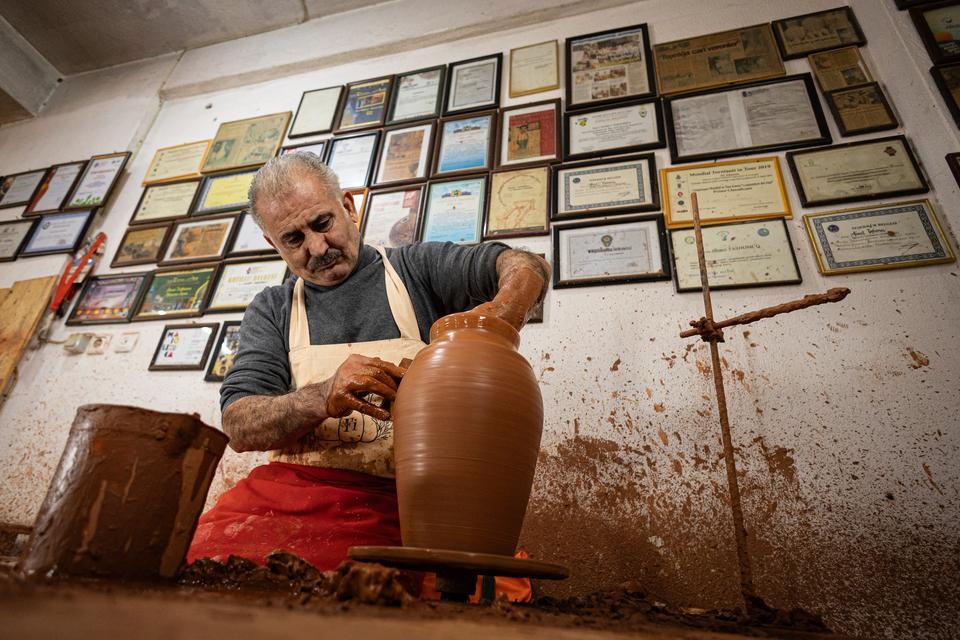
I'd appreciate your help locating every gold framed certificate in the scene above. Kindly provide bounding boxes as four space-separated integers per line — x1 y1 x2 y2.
510 40 560 97
825 83 899 137
484 165 550 239
142 140 210 185
200 112 291 174
130 179 201 225
192 169 257 216
554 153 659 221
772 7 866 59
808 46 873 92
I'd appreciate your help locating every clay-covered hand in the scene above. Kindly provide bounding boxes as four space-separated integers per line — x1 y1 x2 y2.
324 355 407 421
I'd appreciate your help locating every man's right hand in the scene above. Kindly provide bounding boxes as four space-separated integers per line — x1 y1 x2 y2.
323 355 407 421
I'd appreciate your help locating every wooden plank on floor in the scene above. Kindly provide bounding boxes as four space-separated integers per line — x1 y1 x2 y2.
0 275 57 397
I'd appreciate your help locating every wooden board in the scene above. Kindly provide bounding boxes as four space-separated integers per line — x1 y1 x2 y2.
0 276 57 398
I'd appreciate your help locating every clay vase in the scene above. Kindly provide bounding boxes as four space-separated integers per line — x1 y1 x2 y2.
21 404 228 580
392 312 543 555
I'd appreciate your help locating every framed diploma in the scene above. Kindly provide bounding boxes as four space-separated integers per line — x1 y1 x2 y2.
930 62 960 127
20 210 95 257
65 151 131 210
484 165 550 239
289 86 343 138
422 175 487 244
66 272 150 325
497 100 560 167
280 140 328 158
433 112 496 177
804 200 955 275
387 66 446 125
143 140 210 185
207 257 288 313
0 219 37 262
149 323 219 371
373 122 436 187
552 215 670 288
669 219 802 292
653 24 784 96
200 112 291 174
111 223 172 268
911 1 960 63
348 188 368 228
205 321 242 382
563 99 664 161
566 24 655 109
130 179 201 225
786 136 928 207
134 264 219 321
445 54 502 116
808 46 873 92
510 40 560 98
361 185 424 249
661 157 792 229
228 211 276 257
160 214 239 266
326 131 380 190
553 153 659 221
665 74 831 164
24 161 86 215
772 7 866 60
336 76 393 132
825 83 899 137
0 169 47 209
192 169 256 216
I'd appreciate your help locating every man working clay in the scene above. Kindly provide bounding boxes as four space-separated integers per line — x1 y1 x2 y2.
187 152 549 598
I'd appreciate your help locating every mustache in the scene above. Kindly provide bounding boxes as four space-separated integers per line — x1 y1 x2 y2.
307 249 343 272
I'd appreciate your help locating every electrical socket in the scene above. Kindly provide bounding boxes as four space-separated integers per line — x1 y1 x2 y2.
114 332 139 353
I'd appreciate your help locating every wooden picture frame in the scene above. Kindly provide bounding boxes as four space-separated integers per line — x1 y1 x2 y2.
825 83 899 136
227 211 277 258
66 272 150 325
444 53 502 116
421 174 488 245
510 40 560 98
360 184 425 249
566 23 656 109
808 46 873 93
563 98 665 161
64 151 131 210
205 321 242 382
484 164 551 240
772 7 866 60
19 210 95 257
192 169 256 217
497 99 561 168
336 76 393 133
111 223 173 268
372 121 437 187
0 219 38 262
279 140 329 159
911 1 960 64
159 214 240 266
289 86 344 138
326 131 381 190
387 66 446 125
133 263 220 321
24 161 87 216
553 153 659 221
149 323 220 371
0 169 48 209
206 257 288 313
142 140 210 185
930 62 960 127
432 111 497 177
200 112 291 174
130 179 202 225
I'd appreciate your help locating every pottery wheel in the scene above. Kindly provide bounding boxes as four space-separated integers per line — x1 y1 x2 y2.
349 545 569 602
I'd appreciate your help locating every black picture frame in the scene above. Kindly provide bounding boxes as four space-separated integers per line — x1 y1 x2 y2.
496 98 562 168
372 120 438 188
771 7 867 60
23 160 88 216
0 219 38 262
483 164 552 240
335 75 394 133
552 152 660 221
444 53 503 116
326 130 381 190
130 178 202 225
947 152 960 186
191 169 256 217
359 184 426 249
0 169 47 209
824 82 900 137
930 62 960 127
432 111 497 177
226 211 278 258
288 85 344 138
895 0 940 8
387 65 447 125
149 323 220 371
64 151 131 211
19 209 95 257
133 263 221 322
65 272 151 326
421 174 489 245
911 1 960 64
563 98 665 161
205 321 243 382
279 139 329 159
565 23 656 110
111 222 173 268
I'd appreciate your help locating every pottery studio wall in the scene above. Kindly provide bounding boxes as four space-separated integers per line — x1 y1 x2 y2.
0 1 958 638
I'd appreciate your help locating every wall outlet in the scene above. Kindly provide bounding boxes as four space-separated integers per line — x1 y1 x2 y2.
114 332 139 353
87 334 111 355
63 333 91 354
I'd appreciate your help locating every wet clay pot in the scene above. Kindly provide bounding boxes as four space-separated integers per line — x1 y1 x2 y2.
392 312 543 555
21 404 228 580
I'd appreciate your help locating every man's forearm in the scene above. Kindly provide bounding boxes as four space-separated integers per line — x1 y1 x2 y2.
481 249 550 329
222 381 331 453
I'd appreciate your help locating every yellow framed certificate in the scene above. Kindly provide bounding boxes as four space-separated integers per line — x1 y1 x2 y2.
143 140 211 185
193 169 257 216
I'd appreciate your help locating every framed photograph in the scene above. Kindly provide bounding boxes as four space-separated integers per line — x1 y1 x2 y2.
65 152 131 209
825 83 899 136
24 161 87 215
433 112 496 176
387 66 446 125
498 99 560 167
149 323 219 371
911 1 960 64
134 264 219 321
445 54 502 115
336 76 393 132
130 179 201 225
510 40 560 98
160 214 239 266
192 169 256 217
566 24 655 109
205 321 242 382
772 7 866 59
143 140 210 185
0 219 37 262
554 153 658 221
661 157 791 229
0 169 47 209
948 152 960 185
809 46 873 92
422 175 487 244
804 200 955 275
930 62 960 126
553 215 670 289
563 99 664 161
665 74 831 164
280 140 328 158
20 210 95 257
66 272 150 325
669 219 801 292
484 165 551 239
289 86 343 138
228 211 276 257
326 131 380 190
207 257 288 313
111 223 172 267
361 185 424 248
200 112 291 174
786 136 928 207
373 122 436 187
653 24 784 96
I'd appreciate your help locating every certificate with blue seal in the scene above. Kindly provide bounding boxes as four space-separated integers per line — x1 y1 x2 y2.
553 153 658 221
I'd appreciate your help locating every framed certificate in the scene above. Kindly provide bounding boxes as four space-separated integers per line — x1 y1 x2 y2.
0 219 37 262
498 99 560 167
484 165 550 239
445 54 502 116
433 112 496 177
149 323 219 371
360 185 424 248
0 169 47 209
336 76 393 132
192 169 256 216
65 152 131 210
200 112 291 174
207 257 288 313
809 46 873 92
804 200 955 275
422 175 487 244
653 24 784 96
327 131 380 190
130 179 201 225
160 214 239 266
772 7 866 59
661 157 791 228
20 210 95 257
825 83 899 137
289 86 343 137
566 24 655 109
786 136 928 207
134 264 219 321
205 321 242 382
911 1 960 63
142 140 210 185
510 40 560 97
228 211 276 257
66 273 150 325
554 153 659 221
930 62 960 127
280 140 328 158
349 188 368 228
373 122 436 187
387 66 446 125
669 219 802 292
553 215 670 288
24 161 86 215
111 223 172 268
563 99 664 161
665 74 831 164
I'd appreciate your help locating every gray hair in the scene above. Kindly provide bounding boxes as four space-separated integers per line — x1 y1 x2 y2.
247 152 342 227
